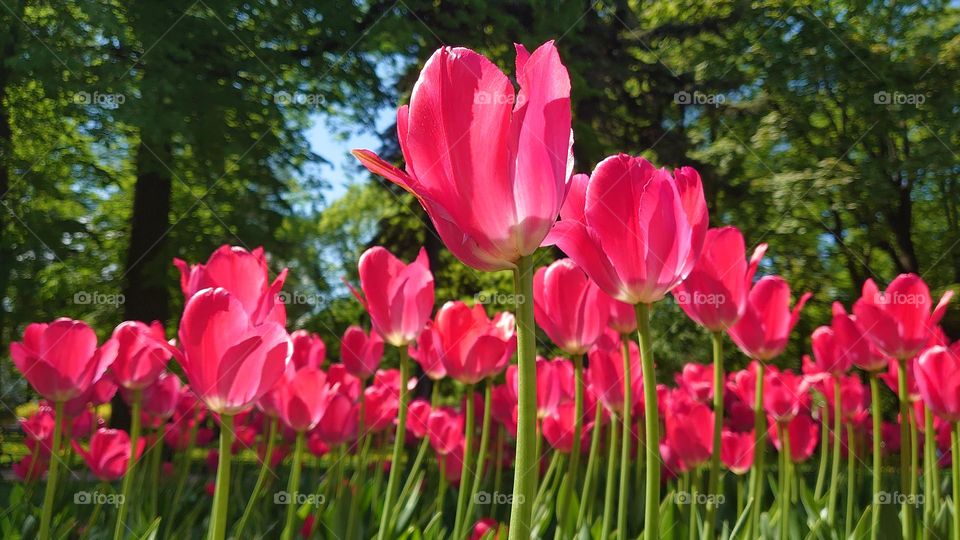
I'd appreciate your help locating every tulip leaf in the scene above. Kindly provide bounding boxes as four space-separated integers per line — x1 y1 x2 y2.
136 517 162 540
727 498 753 540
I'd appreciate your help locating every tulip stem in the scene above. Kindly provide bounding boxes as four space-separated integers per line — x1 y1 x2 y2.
492 425 504 518
911 407 920 524
148 427 162 517
618 332 633 538
281 430 305 540
846 422 856 539
396 384 441 523
38 400 63 540
814 404 829 500
748 361 766 539
705 330 724 537
781 424 792 540
114 390 141 540
208 414 234 540
601 413 620 540
346 390 369 540
869 373 882 540
453 382 476 539
378 346 411 540
235 416 278 539
578 404 605 532
463 382 493 538
951 424 960 540
634 302 660 540
164 417 199 540
926 406 940 514
897 358 915 539
508 255 538 540
561 354 585 536
827 378 842 526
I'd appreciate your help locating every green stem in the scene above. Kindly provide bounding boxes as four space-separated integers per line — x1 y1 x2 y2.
705 331 724 537
463 382 493 538
207 414 235 540
164 418 199 540
113 390 141 540
952 424 960 540
453 383 476 540
601 413 620 540
578 404 605 532
378 346 411 540
618 332 633 539
635 303 660 540
234 416 278 539
82 483 109 539
870 373 882 540
846 422 856 539
748 361 767 539
148 427 161 517
561 354 585 536
281 430 305 540
828 378 842 526
781 424 792 540
690 468 702 540
911 405 920 525
395 384 441 522
346 390 369 540
814 404 829 500
897 358 915 539
492 426 504 519
928 405 941 514
508 255 538 540
38 400 64 540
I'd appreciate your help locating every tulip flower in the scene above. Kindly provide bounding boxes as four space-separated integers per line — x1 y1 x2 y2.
720 430 755 474
407 399 432 439
763 368 810 424
352 246 434 347
435 301 517 384
470 519 503 540
73 428 145 482
340 326 384 379
289 330 326 370
408 325 446 380
532 357 576 417
364 378 401 432
317 392 359 446
542 400 593 453
326 363 362 401
534 258 609 355
587 333 642 416
10 318 118 539
916 345 960 423
663 393 714 469
608 299 637 334
769 413 819 463
142 371 182 420
491 383 519 437
107 320 171 390
13 454 48 482
675 362 714 403
174 245 287 325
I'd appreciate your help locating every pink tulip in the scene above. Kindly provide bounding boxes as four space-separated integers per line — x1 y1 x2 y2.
586 332 643 415
315 392 358 445
880 356 920 402
107 320 171 390
769 413 819 463
341 326 384 379
438 439 466 486
534 258 609 355
174 245 287 325
546 157 708 305
916 345 960 423
763 368 810 423
353 42 572 271
364 382 400 433
427 407 466 456
434 301 516 384
142 372 182 420
10 318 117 402
352 246 434 346
727 276 811 361
831 302 889 372
720 430 754 474
726 362 762 412
491 383 519 437
326 364 362 401
13 454 48 482
407 399 433 439
470 518 503 540
290 330 326 370
277 367 331 432
608 299 637 334
675 363 714 403
664 392 714 468
672 226 766 331
174 287 291 415
813 373 869 423
532 357 575 417
853 274 953 359
73 428 145 482
542 401 593 453
408 325 446 380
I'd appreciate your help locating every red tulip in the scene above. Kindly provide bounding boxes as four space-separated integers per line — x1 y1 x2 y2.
407 399 432 439
277 367 331 432
174 245 288 325
352 246 434 347
364 380 400 432
831 302 888 372
720 430 754 474
13 454 48 482
427 407 466 457
675 363 714 403
470 518 503 540
608 299 637 335
434 301 516 384
10 318 118 402
546 157 708 305
769 413 819 463
726 362 762 414
672 226 766 331
174 287 291 415
326 364 361 401
534 259 609 355
491 383 519 437
763 368 810 423
916 345 960 423
353 42 572 272
142 372 182 420
290 330 326 370
341 326 384 379
586 332 642 415
73 428 145 482
316 392 359 445
542 400 592 453
408 325 446 380
663 392 714 468
727 276 811 361
532 357 575 417
853 274 953 360
107 320 171 390
21 407 55 443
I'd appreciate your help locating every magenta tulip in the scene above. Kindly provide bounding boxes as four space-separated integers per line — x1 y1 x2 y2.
290 330 326 370
586 333 643 415
408 325 447 380
720 430 754 474
73 428 145 482
341 326 384 379
108 320 171 390
664 392 715 468
353 246 434 346
763 368 810 423
916 345 960 423
316 392 358 445
434 301 516 384
276 367 331 432
727 276 811 361
142 371 182 420
534 258 609 355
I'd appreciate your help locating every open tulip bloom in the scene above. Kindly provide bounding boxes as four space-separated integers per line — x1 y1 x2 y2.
8 36 960 540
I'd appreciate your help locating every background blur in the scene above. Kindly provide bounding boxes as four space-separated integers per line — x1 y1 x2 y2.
2 0 959 413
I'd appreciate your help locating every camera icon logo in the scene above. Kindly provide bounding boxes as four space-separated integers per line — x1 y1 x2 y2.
274 491 290 504
74 491 91 504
